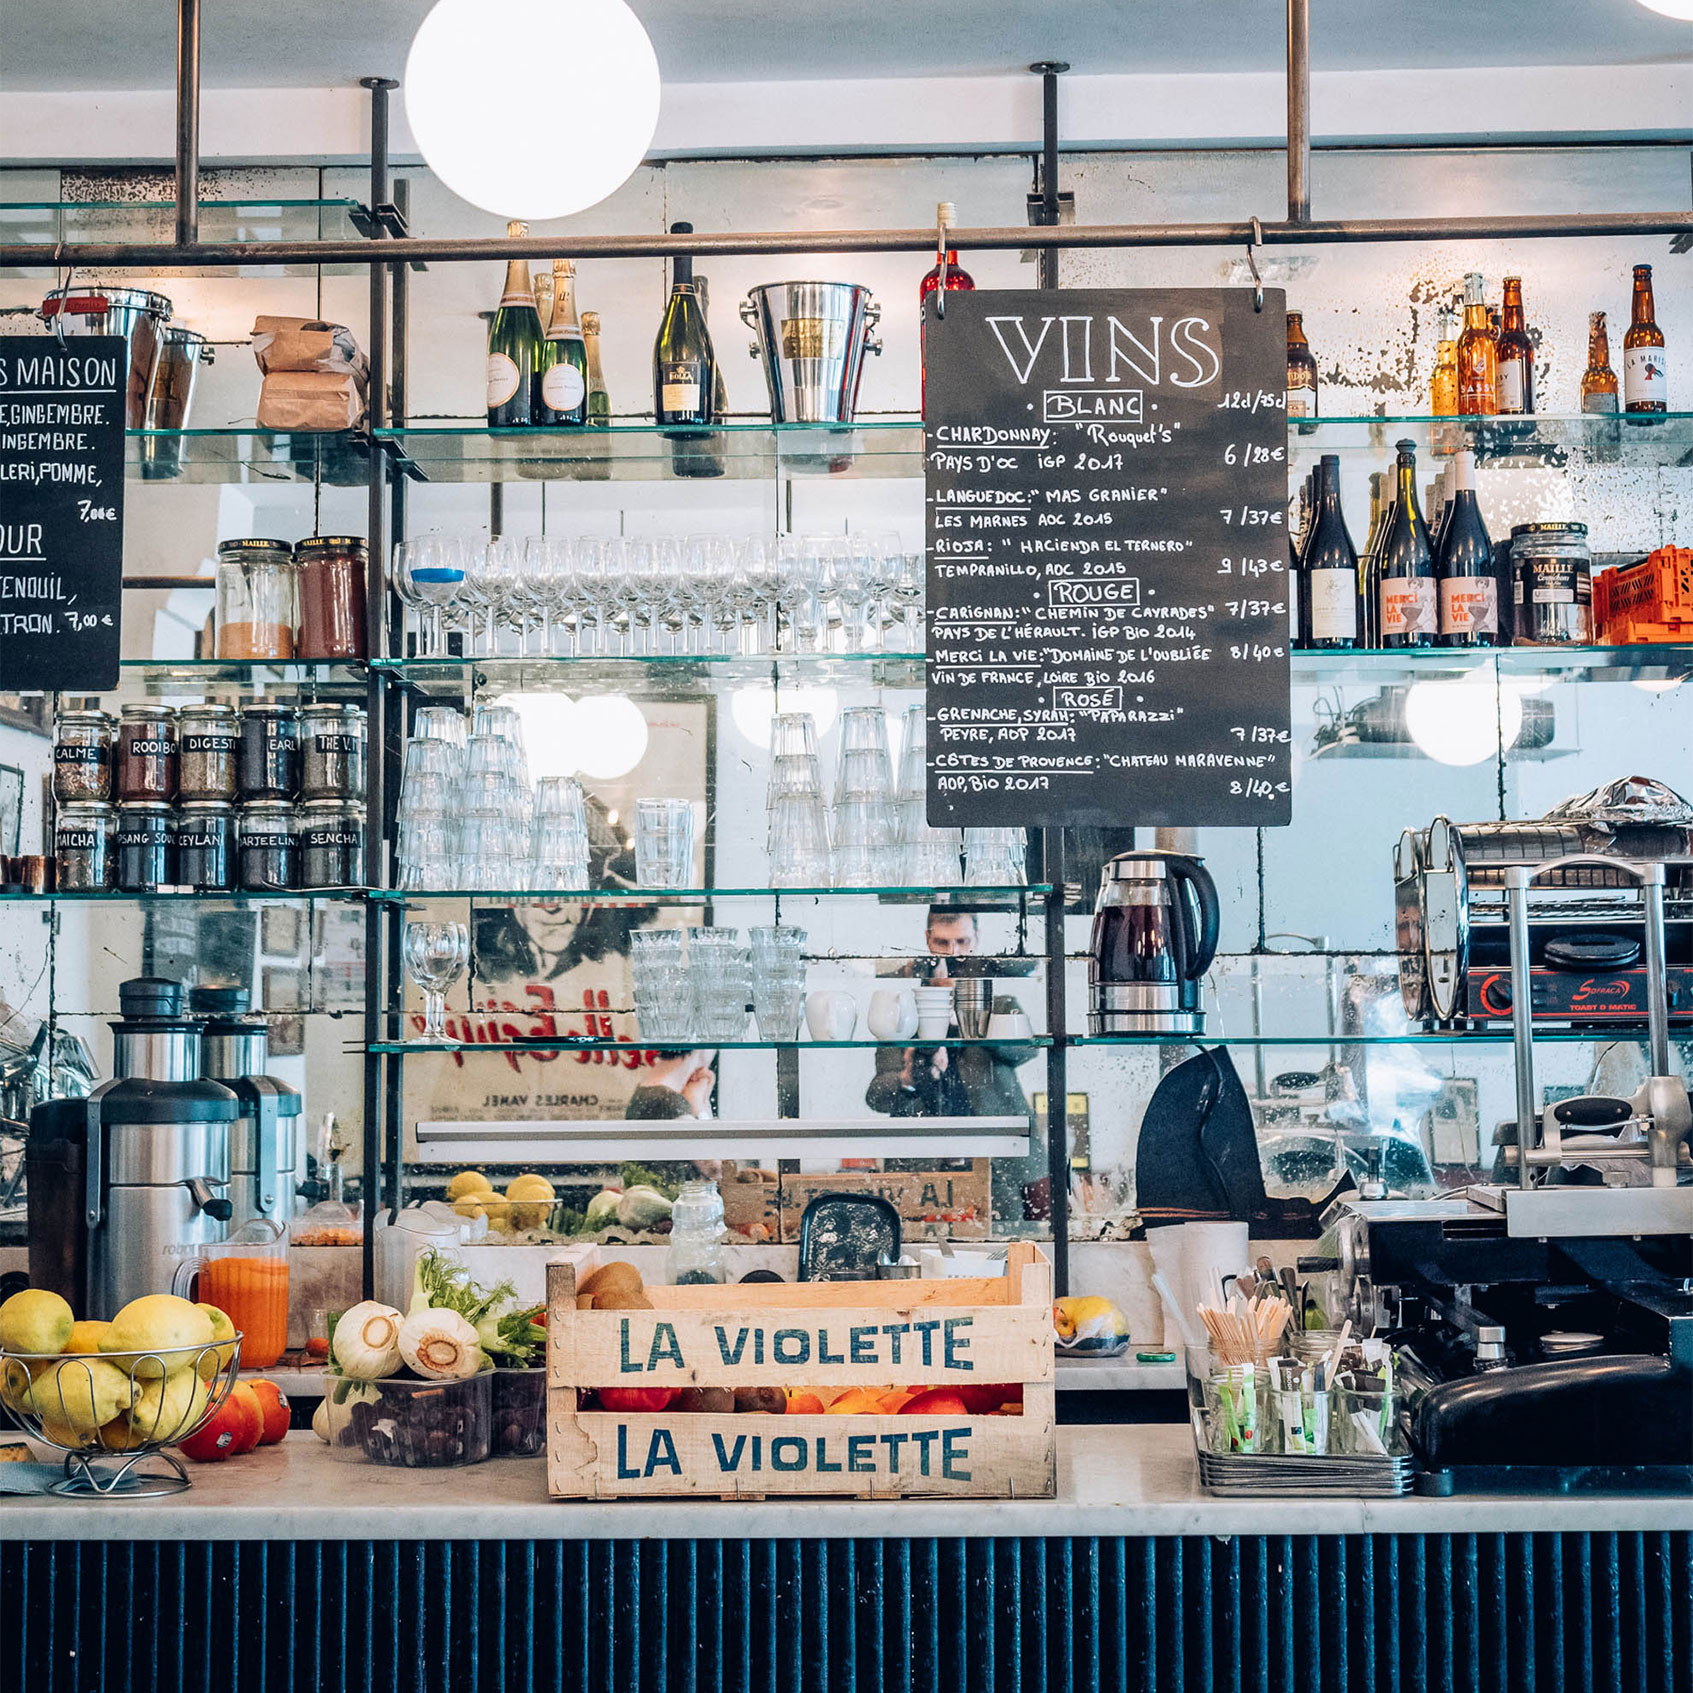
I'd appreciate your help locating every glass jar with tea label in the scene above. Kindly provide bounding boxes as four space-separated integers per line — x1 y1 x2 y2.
300 799 365 888
239 801 298 892
239 703 301 800
300 702 367 801
216 538 296 661
116 801 176 892
294 536 368 661
116 705 179 801
55 801 117 890
175 800 236 891
177 703 241 801
53 709 116 803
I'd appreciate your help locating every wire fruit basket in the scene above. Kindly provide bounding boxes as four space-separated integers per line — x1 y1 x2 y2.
0 1335 243 1497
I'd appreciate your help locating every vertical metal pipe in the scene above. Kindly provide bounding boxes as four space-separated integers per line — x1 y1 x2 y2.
1286 0 1311 224
1029 62 1067 291
1042 828 1070 1295
1505 867 1536 1187
1642 866 1671 1077
174 0 201 246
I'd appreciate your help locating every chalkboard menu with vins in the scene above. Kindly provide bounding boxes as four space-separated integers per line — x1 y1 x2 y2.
0 335 126 691
924 289 1292 830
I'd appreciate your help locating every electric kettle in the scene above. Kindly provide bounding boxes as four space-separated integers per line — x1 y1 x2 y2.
1088 852 1221 1035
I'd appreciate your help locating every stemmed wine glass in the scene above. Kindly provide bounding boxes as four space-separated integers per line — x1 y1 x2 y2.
391 535 466 659
403 919 470 1040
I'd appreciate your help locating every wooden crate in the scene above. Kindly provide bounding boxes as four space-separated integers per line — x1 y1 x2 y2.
545 1243 1054 1499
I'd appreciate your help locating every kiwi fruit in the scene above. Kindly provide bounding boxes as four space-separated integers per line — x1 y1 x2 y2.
674 1387 735 1415
733 1386 787 1415
592 1288 654 1311
578 1261 644 1300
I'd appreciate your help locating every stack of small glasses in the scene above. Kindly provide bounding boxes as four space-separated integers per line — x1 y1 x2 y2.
890 703 964 885
766 713 832 888
687 927 753 1042
832 707 901 886
962 827 1028 886
630 928 690 1041
749 925 806 1040
630 926 756 1043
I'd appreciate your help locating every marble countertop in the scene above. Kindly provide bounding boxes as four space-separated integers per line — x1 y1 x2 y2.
3 1425 1688 1543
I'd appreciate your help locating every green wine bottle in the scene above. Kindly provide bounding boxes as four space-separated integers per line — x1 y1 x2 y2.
652 223 715 426
582 310 611 426
535 258 589 427
486 219 543 428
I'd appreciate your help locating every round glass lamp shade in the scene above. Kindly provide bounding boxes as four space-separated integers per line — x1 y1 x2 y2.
404 0 661 220
1636 0 1693 18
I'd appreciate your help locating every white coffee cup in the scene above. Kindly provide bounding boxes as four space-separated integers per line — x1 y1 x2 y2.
804 990 858 1041
866 988 919 1041
984 1010 1033 1040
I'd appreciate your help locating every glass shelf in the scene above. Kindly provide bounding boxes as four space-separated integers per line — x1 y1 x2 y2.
1292 643 1693 685
376 418 924 483
372 884 1047 904
124 429 372 486
0 199 368 276
0 889 365 904
1068 1028 1686 1047
1288 411 1693 469
64 659 372 700
368 1034 1052 1055
374 651 925 695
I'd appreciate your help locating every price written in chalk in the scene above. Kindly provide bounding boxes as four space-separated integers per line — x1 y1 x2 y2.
1218 556 1282 578
77 501 118 522
65 611 114 633
1222 442 1285 466
1219 505 1284 527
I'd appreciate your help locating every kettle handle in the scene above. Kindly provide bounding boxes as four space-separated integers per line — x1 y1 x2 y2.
1164 854 1221 979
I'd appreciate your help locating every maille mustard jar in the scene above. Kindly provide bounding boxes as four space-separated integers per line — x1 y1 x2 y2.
216 538 296 661
116 705 179 801
53 709 116 803
294 536 368 661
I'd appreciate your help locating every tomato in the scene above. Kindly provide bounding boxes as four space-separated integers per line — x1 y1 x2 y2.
959 1383 1019 1414
594 1387 677 1412
247 1379 291 1444
898 1388 970 1416
178 1388 262 1462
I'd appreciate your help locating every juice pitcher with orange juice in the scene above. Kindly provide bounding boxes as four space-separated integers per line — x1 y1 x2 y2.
173 1220 290 1369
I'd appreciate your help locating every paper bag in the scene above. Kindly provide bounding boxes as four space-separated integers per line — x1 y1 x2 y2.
251 316 369 382
257 370 366 432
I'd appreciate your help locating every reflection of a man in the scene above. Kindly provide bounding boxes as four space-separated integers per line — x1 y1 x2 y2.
864 906 1048 1224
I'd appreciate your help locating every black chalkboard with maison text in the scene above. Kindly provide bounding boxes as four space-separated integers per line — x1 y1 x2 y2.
923 288 1292 830
0 335 126 691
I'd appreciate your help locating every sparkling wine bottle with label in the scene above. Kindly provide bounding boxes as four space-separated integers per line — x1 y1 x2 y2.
582 311 612 425
1286 310 1319 420
486 220 543 428
1495 277 1534 416
653 223 716 427
1624 264 1667 414
535 259 589 427
1437 449 1498 647
1299 454 1359 650
1378 439 1437 648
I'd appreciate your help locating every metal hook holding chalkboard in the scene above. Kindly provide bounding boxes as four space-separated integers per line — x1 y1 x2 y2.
1245 218 1264 313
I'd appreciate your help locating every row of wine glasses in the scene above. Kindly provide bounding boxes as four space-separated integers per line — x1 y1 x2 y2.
390 532 925 660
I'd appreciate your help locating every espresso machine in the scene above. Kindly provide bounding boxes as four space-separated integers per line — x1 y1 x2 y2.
1088 852 1220 1035
189 986 302 1231
26 978 239 1317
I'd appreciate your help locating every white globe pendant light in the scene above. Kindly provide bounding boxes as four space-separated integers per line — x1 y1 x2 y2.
1636 0 1693 18
404 0 661 220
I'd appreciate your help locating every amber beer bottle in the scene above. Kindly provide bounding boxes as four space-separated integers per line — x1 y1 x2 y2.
1581 311 1619 414
1624 264 1667 414
1456 273 1497 416
1495 277 1534 416
1430 310 1459 417
1286 311 1319 419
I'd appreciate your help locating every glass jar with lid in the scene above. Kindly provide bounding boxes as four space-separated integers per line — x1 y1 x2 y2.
216 538 296 661
239 703 301 800
177 703 241 801
115 801 176 892
55 802 117 890
239 802 298 892
175 800 236 891
116 705 179 801
300 799 365 888
53 709 116 803
294 536 368 660
1510 522 1592 646
301 702 367 801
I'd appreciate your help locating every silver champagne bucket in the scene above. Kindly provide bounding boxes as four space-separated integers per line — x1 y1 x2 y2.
40 285 174 428
740 281 882 424
140 326 214 479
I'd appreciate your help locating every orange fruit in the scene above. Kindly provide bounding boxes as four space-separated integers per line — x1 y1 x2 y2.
226 1383 266 1454
823 1387 885 1415
785 1390 826 1415
247 1379 291 1445
898 1388 970 1415
877 1389 916 1413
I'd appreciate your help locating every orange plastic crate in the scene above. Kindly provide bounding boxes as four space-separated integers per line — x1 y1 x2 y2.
1595 546 1693 644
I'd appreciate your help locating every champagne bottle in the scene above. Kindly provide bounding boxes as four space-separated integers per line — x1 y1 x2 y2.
1359 470 1386 647
1430 309 1459 417
1437 449 1497 647
486 220 544 428
920 201 976 413
535 259 589 427
1624 263 1667 414
1581 311 1619 414
695 275 730 419
1457 272 1497 417
1299 454 1359 650
582 311 612 425
1379 438 1437 648
1496 277 1534 416
653 223 716 426
1286 310 1319 420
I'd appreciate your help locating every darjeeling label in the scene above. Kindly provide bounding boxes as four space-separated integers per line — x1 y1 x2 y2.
486 352 523 409
1379 576 1438 638
541 360 587 412
1625 346 1666 406
1439 577 1499 637
1307 568 1356 640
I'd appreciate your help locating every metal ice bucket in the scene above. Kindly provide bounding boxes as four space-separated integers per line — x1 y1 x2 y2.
740 281 881 424
40 286 174 428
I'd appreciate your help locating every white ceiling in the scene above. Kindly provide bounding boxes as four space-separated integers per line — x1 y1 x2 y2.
2 0 1691 92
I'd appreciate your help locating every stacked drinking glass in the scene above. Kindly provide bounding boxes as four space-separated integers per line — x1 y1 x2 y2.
630 928 690 1040
832 706 900 887
891 702 963 885
688 927 754 1042
963 827 1028 886
748 925 806 1040
766 712 832 888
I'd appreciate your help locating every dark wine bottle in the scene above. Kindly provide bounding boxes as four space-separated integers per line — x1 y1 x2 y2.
486 220 544 427
535 259 589 427
1299 454 1359 650
1378 438 1437 649
1437 448 1498 647
653 223 716 427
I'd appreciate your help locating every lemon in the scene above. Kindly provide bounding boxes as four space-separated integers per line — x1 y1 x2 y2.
195 1305 239 1381
1053 1295 1128 1345
62 1320 112 1356
0 1287 75 1355
30 1357 135 1437
506 1173 556 1230
446 1170 493 1200
131 1369 211 1442
452 1191 511 1227
101 1295 214 1378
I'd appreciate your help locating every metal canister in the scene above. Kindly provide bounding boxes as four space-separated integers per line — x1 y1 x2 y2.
140 326 214 479
740 282 883 423
1510 522 1592 646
